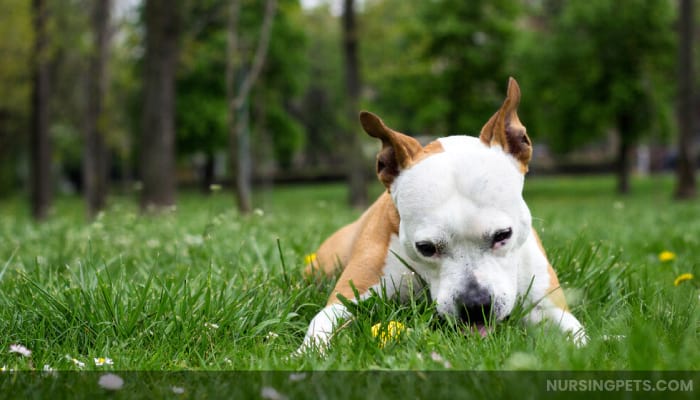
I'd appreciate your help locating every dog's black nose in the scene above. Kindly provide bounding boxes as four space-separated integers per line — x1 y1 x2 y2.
456 282 493 324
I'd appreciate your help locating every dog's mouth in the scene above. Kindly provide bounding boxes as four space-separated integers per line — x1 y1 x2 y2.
460 304 496 338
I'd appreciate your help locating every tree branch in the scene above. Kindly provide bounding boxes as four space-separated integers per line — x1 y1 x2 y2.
231 0 277 111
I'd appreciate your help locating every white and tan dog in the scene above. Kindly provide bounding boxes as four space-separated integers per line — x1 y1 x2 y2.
300 78 585 351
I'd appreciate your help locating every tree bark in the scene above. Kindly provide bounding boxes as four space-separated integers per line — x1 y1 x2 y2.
616 114 633 195
201 152 215 194
84 0 112 219
675 0 696 200
342 0 368 208
226 0 277 214
30 0 51 220
140 0 180 211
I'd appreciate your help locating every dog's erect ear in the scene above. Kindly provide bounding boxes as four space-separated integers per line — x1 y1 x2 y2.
479 77 532 173
360 111 423 188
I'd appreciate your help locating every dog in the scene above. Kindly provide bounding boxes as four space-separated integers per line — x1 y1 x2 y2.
299 78 586 352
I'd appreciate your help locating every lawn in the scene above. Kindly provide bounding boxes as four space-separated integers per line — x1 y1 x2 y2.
0 175 698 397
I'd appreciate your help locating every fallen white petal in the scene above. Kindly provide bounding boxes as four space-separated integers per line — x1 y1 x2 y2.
98 373 124 390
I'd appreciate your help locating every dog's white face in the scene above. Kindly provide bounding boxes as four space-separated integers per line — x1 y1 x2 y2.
391 135 532 326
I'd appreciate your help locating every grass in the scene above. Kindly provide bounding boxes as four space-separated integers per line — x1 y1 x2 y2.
0 175 698 381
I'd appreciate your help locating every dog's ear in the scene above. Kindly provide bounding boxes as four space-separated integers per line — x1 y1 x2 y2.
360 111 423 188
479 77 532 173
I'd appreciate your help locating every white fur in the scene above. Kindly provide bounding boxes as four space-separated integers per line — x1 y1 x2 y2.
298 303 351 353
300 135 586 352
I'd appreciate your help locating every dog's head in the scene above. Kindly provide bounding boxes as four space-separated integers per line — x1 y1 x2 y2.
360 78 533 331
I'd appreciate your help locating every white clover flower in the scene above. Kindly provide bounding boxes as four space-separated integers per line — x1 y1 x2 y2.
430 351 452 369
261 387 286 400
42 364 57 376
184 234 204 246
9 344 31 357
65 355 86 368
288 373 307 382
98 373 124 391
171 386 185 394
94 357 113 367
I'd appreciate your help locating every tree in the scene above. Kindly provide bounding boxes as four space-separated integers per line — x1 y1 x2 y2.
84 0 112 218
140 0 181 211
0 0 31 196
359 0 428 133
419 0 520 135
342 0 368 208
519 0 675 194
675 0 696 200
30 0 52 220
298 5 345 169
177 1 229 193
226 0 277 213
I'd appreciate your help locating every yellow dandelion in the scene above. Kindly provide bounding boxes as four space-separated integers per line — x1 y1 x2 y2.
371 321 406 348
674 273 694 286
658 251 676 262
304 253 317 265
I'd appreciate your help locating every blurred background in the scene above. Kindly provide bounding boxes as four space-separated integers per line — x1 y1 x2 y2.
0 0 697 220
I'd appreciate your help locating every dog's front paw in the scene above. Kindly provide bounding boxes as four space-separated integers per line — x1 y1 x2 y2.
296 303 351 355
557 310 587 346
571 326 588 347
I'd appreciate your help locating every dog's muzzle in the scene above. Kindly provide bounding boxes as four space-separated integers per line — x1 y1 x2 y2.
456 281 493 325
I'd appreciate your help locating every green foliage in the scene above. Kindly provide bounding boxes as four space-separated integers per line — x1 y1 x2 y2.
517 0 676 152
359 0 522 136
418 0 521 134
297 4 345 166
175 0 308 168
0 0 32 194
265 103 305 168
177 15 228 156
253 0 309 168
0 0 32 118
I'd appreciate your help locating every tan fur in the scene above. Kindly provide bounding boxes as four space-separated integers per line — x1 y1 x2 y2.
304 140 445 306
532 228 569 311
323 192 400 305
479 78 532 174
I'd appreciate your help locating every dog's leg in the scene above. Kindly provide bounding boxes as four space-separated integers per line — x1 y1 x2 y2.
526 230 587 345
525 300 587 346
297 303 352 353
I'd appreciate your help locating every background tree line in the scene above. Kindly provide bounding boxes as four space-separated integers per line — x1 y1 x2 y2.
0 0 696 220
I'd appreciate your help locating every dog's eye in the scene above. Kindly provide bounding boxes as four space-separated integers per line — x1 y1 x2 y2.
491 228 512 248
415 241 438 257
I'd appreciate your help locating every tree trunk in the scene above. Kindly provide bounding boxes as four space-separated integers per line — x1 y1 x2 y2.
616 115 634 195
201 152 215 194
84 0 112 219
226 0 277 214
30 0 51 221
140 0 180 211
675 0 696 200
233 99 252 212
342 0 368 208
